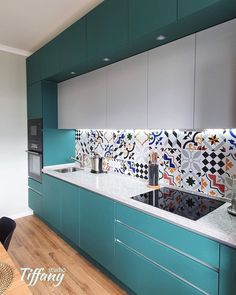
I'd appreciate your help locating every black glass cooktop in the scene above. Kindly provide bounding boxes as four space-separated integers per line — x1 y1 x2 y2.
131 187 224 221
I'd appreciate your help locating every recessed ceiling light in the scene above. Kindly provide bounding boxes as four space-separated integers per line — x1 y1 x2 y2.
70 71 76 75
103 57 110 62
156 35 166 41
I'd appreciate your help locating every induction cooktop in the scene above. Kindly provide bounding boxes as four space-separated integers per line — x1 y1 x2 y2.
131 187 225 221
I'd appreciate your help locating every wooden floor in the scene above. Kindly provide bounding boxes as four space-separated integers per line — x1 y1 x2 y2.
8 215 126 295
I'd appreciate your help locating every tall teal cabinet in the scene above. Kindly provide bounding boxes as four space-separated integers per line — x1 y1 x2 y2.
27 80 75 166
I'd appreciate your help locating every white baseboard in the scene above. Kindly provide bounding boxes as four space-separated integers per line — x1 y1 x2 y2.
10 210 33 220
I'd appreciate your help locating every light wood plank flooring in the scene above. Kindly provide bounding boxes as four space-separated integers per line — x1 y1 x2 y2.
8 215 126 295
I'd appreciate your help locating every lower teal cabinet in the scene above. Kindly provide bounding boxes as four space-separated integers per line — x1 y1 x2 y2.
43 175 62 231
114 241 203 295
219 244 236 295
60 181 79 245
39 176 236 295
80 188 114 272
116 221 218 295
28 188 43 217
43 174 79 245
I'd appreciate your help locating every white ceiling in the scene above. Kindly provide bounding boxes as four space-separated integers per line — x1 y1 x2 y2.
0 0 102 56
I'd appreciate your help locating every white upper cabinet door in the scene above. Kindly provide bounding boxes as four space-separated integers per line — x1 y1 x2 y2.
148 35 195 130
195 19 236 129
58 67 107 129
107 52 148 129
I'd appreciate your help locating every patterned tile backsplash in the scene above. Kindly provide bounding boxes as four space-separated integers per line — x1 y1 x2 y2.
75 129 236 200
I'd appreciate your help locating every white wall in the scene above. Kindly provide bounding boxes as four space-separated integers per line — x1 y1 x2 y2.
0 51 32 219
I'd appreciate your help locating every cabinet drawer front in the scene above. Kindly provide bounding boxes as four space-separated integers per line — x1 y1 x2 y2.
28 178 42 194
28 188 43 215
116 221 218 295
115 242 203 295
116 203 219 269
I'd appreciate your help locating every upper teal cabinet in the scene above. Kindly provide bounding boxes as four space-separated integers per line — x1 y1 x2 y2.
57 17 87 80
178 0 221 19
129 0 177 41
27 82 43 119
87 0 129 69
26 51 41 85
41 38 60 80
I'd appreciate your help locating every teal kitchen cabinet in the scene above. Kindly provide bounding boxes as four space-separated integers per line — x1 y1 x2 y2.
41 38 60 80
219 244 236 295
43 174 62 231
115 221 218 295
27 82 43 119
87 0 129 70
80 188 115 272
60 180 80 245
28 178 44 217
178 0 221 19
114 203 220 294
28 189 44 217
129 0 177 41
56 17 87 81
43 174 80 245
27 80 57 127
115 241 203 295
26 50 41 85
27 80 75 166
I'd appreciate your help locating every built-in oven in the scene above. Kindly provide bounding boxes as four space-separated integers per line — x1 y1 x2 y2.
26 118 43 182
27 150 42 182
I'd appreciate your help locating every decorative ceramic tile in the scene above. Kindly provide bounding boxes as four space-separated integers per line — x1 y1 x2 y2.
163 168 182 187
149 130 166 149
135 162 149 180
202 129 226 151
121 130 136 161
180 131 203 150
201 173 225 198
181 170 201 192
113 130 135 161
201 150 226 176
102 157 113 173
164 130 182 149
225 129 236 152
134 131 149 164
163 148 181 171
181 149 201 174
225 152 236 178
112 159 135 176
75 128 236 200
91 130 114 157
76 130 95 155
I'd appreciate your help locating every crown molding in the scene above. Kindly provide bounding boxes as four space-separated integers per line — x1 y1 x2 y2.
0 43 32 57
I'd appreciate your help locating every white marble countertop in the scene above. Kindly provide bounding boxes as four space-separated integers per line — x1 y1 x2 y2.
43 163 236 249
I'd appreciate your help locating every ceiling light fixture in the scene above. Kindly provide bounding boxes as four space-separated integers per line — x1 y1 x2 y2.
70 71 76 75
103 57 110 62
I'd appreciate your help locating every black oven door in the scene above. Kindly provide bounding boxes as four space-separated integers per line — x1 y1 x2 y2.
26 150 42 182
28 118 43 152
